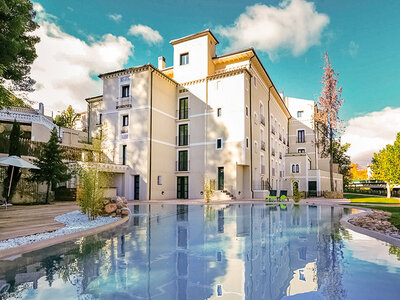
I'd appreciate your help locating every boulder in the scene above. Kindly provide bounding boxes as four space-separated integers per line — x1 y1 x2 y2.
121 207 130 216
105 203 117 214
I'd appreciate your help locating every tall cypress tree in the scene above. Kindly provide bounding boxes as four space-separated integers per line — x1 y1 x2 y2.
31 128 71 203
2 120 22 202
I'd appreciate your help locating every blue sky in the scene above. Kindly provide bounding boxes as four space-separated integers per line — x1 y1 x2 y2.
30 0 400 165
34 0 400 120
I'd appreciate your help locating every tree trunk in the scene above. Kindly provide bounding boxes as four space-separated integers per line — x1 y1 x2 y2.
386 182 391 198
329 125 334 192
46 182 50 204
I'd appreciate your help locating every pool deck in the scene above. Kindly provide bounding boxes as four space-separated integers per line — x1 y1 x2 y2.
0 202 79 242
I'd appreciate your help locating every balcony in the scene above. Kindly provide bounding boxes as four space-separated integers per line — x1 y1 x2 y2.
261 165 265 175
121 126 128 134
116 97 132 109
260 114 265 126
261 141 266 151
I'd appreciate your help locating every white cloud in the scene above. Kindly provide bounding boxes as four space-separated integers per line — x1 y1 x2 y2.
215 0 329 58
28 4 134 114
347 40 359 57
108 14 122 23
341 107 400 167
128 24 163 45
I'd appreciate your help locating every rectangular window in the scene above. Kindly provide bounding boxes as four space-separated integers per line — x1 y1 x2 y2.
157 176 162 185
217 108 222 117
253 76 257 87
178 150 188 171
180 53 189 65
246 138 249 148
246 106 249 116
177 177 189 199
292 164 300 173
297 130 305 143
121 85 129 98
178 124 189 146
179 97 188 120
297 111 304 118
98 113 102 125
298 148 305 153
122 145 127 165
216 138 222 149
122 115 129 126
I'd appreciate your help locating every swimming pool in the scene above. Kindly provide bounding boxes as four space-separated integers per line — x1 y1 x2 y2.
1 204 400 299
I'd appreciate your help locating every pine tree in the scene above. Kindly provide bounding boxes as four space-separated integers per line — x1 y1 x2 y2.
31 128 71 203
2 120 22 202
316 53 344 191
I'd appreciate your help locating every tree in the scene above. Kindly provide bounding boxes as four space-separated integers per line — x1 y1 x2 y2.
31 128 71 203
2 120 22 202
349 163 368 181
332 142 351 188
0 0 40 108
316 53 344 191
371 133 400 198
54 105 81 129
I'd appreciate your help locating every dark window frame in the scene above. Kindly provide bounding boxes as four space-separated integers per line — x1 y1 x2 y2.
180 53 189 65
178 124 189 146
121 85 130 98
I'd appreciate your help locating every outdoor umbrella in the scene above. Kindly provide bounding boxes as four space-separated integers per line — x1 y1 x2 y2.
0 155 40 208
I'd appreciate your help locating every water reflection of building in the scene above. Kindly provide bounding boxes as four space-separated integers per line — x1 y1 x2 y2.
0 204 349 299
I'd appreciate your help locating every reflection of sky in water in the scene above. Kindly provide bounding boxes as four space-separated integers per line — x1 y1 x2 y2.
0 204 400 299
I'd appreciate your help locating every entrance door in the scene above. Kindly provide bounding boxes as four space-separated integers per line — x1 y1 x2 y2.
134 175 140 200
177 176 188 199
308 181 317 197
218 167 224 190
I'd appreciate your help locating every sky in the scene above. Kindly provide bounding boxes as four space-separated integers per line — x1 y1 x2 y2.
28 0 400 167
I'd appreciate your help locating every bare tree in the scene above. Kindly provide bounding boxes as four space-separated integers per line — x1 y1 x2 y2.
316 53 343 191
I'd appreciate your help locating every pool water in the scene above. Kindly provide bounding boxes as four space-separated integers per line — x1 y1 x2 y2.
1 204 400 299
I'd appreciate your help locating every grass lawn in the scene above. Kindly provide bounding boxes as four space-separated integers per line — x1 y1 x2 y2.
348 205 400 231
344 193 400 204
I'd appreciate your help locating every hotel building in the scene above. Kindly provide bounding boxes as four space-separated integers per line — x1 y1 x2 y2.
86 30 342 200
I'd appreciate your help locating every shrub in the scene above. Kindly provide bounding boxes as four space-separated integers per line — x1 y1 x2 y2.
76 165 109 220
204 178 215 203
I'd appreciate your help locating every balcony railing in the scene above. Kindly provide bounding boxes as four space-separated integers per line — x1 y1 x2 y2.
121 126 128 134
176 160 190 172
283 137 286 145
260 114 265 126
116 97 132 109
279 134 282 141
176 135 190 146
176 108 190 120
279 152 282 159
297 138 305 143
272 149 276 156
271 127 276 135
261 140 266 151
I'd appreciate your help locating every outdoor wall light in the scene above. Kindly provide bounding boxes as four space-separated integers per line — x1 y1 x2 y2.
238 191 241 195
161 191 164 195
200 191 203 195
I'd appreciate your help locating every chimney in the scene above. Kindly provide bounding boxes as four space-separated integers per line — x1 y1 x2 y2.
38 102 44 115
158 56 166 70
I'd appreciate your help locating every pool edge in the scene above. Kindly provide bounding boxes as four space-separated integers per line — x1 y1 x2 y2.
340 207 400 248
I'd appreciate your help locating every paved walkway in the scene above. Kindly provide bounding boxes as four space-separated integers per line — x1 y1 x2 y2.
0 202 79 241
